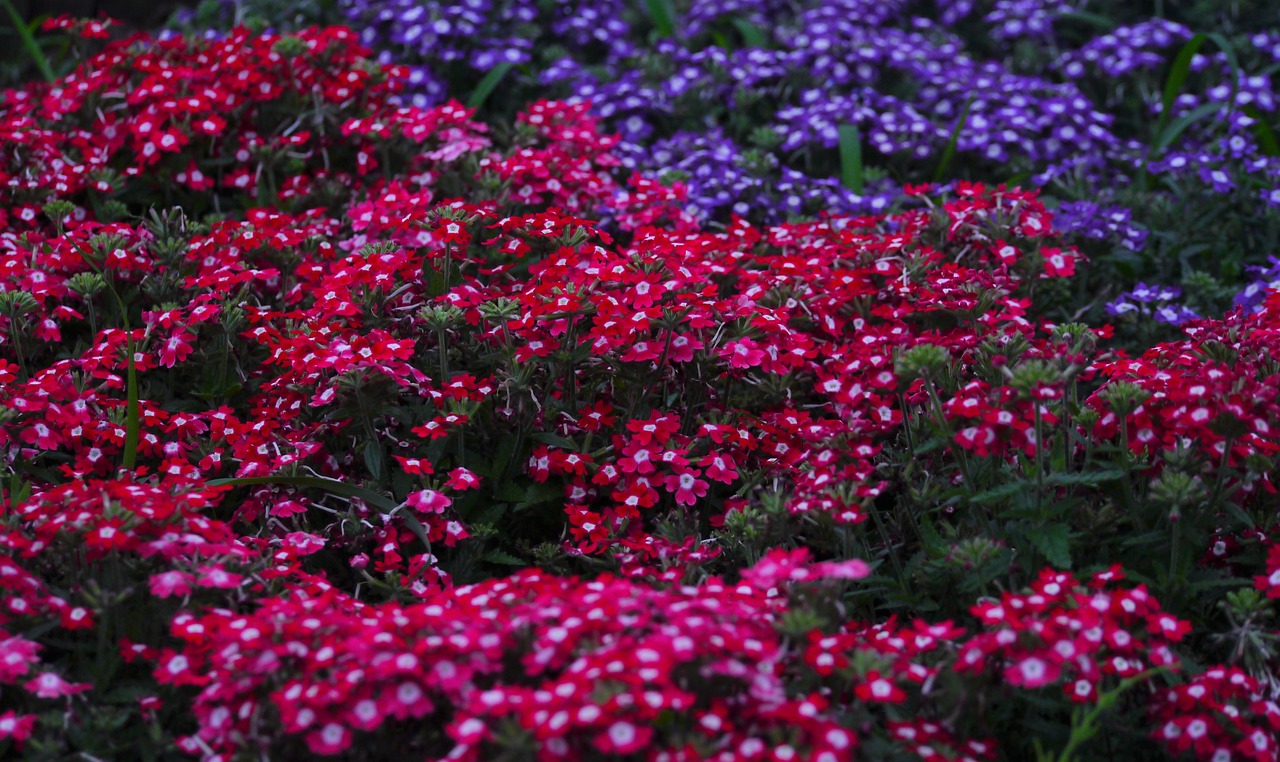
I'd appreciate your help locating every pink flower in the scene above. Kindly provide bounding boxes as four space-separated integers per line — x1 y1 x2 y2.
24 671 91 699
149 570 194 598
445 467 481 490
283 532 327 556
405 489 452 514
720 337 765 369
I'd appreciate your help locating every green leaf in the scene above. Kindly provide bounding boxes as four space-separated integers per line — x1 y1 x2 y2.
933 96 974 184
482 549 525 565
1204 32 1240 115
838 124 864 194
122 340 140 472
644 0 676 38
1150 101 1226 156
363 440 386 481
466 61 515 110
529 431 578 450
918 512 946 554
0 0 53 82
1161 34 1207 126
1027 523 1072 569
968 480 1028 505
1043 469 1126 486
496 482 531 502
485 432 521 481
1244 105 1280 157
730 17 767 48
509 482 563 512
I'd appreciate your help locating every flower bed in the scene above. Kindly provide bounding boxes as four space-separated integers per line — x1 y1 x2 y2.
0 14 1277 762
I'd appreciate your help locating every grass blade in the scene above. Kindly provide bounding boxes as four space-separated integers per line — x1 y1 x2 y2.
0 0 53 82
838 124 863 194
1151 101 1224 155
1205 32 1240 116
122 341 140 470
933 96 974 184
1161 33 1206 124
466 61 514 110
1245 105 1280 157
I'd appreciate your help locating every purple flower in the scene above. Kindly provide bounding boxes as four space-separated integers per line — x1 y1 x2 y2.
1233 256 1280 312
1152 304 1199 325
1199 165 1236 194
1106 282 1193 324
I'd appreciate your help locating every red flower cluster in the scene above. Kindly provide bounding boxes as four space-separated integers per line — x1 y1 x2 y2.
958 568 1189 703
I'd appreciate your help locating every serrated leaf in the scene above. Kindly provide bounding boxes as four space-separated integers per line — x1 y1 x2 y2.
910 435 948 455
514 482 563 512
466 501 507 525
918 512 945 554
486 432 521 482
968 480 1027 505
482 549 525 565
1027 523 1072 569
529 431 578 450
1043 469 1126 486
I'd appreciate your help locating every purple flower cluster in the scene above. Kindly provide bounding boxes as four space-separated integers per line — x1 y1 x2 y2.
640 128 896 222
337 0 544 107
344 0 536 68
771 20 1123 169
934 0 1078 40
1053 201 1147 251
1058 20 1191 79
186 0 1280 293
984 0 1079 41
546 0 632 56
775 90 938 158
1105 283 1199 326
1253 32 1280 64
1234 257 1280 313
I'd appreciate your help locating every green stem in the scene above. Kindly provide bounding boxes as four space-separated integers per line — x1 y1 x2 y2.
871 499 906 587
656 327 674 400
8 323 27 380
1210 436 1235 507
1034 403 1045 516
1055 669 1163 762
123 340 139 471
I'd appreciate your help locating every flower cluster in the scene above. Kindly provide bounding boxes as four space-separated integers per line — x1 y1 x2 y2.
1105 282 1199 325
1 18 1279 762
958 568 1188 702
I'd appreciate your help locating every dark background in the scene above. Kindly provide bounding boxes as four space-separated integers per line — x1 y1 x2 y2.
12 0 189 27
